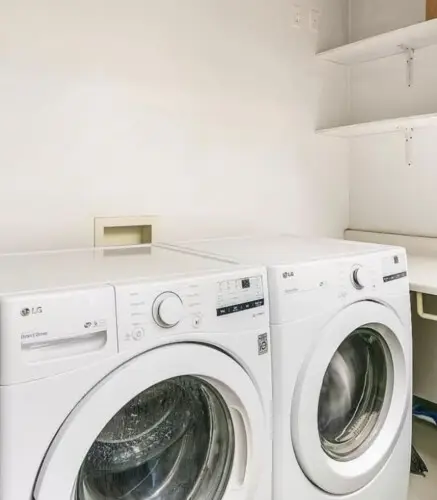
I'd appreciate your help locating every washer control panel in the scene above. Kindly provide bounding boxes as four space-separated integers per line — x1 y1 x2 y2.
114 269 268 352
216 275 264 316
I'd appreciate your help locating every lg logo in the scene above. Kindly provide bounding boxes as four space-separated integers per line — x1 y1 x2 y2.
20 306 43 317
282 271 295 279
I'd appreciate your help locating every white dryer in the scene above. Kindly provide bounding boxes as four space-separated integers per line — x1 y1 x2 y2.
159 235 412 500
0 245 272 500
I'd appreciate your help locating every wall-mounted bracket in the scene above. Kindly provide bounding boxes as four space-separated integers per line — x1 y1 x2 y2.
417 292 437 322
400 45 415 87
404 127 414 167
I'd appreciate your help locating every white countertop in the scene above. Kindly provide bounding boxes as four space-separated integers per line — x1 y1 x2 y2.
408 255 437 295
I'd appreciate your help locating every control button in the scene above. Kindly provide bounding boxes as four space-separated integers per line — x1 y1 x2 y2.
192 316 201 328
132 328 145 341
153 292 184 328
351 266 371 290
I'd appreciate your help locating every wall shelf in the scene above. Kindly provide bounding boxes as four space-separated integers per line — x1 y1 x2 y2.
316 112 437 138
317 19 437 65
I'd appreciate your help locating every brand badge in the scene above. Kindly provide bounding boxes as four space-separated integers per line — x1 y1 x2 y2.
21 306 42 317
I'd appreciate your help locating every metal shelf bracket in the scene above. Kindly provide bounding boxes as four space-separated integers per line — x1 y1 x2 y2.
400 45 415 87
404 127 414 167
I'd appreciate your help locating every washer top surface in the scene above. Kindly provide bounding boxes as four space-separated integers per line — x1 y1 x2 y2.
165 234 398 266
0 245 241 294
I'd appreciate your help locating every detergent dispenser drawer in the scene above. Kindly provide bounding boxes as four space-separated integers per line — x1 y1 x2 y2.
0 285 118 384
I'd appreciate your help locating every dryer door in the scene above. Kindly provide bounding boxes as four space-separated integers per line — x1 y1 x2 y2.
34 343 267 500
291 301 410 495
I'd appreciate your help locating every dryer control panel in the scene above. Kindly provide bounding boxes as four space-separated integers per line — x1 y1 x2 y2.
270 248 408 324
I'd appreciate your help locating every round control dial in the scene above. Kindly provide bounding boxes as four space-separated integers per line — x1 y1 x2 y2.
153 292 184 328
351 266 371 290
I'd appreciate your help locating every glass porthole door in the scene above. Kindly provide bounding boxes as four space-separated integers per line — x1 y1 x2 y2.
34 344 266 500
291 301 410 495
77 376 234 500
318 327 389 462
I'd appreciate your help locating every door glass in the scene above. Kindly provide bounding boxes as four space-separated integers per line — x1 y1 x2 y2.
318 327 390 461
76 376 234 500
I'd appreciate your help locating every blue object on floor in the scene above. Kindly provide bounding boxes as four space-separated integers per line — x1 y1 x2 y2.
413 405 437 426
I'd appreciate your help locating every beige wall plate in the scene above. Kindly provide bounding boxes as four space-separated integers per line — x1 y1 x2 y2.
94 216 160 247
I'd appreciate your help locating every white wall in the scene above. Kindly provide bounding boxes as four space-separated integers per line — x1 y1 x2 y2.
348 0 437 236
0 0 349 252
350 0 425 42
349 128 437 236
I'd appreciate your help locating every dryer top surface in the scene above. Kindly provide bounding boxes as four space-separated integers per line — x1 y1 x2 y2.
163 235 401 267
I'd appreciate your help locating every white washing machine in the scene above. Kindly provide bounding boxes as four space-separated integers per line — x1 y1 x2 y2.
159 235 412 500
0 245 272 500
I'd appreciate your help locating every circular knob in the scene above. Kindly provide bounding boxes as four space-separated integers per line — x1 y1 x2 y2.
351 266 371 289
153 292 184 328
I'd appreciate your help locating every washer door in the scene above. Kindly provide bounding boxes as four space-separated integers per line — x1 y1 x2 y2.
35 343 266 500
291 301 410 495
